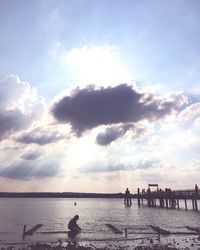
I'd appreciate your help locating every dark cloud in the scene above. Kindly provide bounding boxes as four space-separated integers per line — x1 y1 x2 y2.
0 109 30 140
0 160 59 180
96 123 148 145
96 124 133 146
52 84 185 135
16 129 63 145
78 164 128 173
20 150 43 160
134 160 159 169
78 160 159 173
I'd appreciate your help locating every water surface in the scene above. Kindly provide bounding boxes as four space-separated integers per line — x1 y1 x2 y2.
0 198 199 243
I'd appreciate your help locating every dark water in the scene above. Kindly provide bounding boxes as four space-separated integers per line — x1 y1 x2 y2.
0 198 199 244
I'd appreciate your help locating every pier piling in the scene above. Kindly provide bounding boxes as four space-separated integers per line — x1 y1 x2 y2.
177 199 179 209
184 199 187 210
195 199 198 211
137 188 140 207
125 228 128 237
22 225 26 239
166 199 168 209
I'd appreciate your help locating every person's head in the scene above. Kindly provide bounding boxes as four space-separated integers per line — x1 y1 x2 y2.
74 215 79 220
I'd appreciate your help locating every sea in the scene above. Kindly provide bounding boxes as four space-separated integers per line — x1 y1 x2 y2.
0 198 200 247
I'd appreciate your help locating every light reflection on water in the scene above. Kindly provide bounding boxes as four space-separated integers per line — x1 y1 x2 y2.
0 198 200 243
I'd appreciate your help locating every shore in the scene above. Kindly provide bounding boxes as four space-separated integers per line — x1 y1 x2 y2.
1 235 200 250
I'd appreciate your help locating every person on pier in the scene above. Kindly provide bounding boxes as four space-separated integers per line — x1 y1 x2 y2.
124 188 132 207
195 184 198 195
158 188 165 208
169 191 176 209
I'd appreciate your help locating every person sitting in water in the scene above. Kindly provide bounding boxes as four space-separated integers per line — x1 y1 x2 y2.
68 215 81 235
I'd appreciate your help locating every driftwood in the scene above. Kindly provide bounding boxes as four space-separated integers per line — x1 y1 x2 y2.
36 230 68 234
25 224 43 236
148 225 170 235
105 224 122 234
185 226 200 233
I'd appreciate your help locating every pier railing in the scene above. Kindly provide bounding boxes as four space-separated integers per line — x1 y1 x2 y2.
136 186 200 211
138 190 199 198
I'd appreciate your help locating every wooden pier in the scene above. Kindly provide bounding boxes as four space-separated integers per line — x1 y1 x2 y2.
137 184 199 211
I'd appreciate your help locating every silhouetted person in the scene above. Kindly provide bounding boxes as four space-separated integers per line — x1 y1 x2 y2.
158 188 165 208
124 188 132 207
68 215 81 236
147 188 150 206
195 184 198 195
169 191 176 209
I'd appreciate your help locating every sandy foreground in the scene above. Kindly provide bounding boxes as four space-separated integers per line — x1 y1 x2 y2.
1 235 200 250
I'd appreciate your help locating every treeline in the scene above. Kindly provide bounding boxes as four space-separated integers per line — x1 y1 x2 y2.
0 192 137 198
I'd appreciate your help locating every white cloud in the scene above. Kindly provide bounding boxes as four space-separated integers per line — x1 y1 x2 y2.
0 75 41 140
178 102 200 121
0 75 37 113
165 130 199 148
194 117 200 127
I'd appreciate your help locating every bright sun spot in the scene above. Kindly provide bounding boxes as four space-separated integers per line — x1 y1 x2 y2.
64 45 131 85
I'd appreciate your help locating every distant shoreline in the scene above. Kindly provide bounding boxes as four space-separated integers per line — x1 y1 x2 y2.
0 192 137 198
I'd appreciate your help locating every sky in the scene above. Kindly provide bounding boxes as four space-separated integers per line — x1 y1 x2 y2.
0 0 200 193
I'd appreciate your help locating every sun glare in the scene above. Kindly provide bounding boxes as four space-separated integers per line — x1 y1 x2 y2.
64 46 131 85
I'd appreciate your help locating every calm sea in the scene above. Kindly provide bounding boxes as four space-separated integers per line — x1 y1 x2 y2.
0 198 199 244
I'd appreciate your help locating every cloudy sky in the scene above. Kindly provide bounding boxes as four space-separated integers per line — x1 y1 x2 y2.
0 0 200 193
